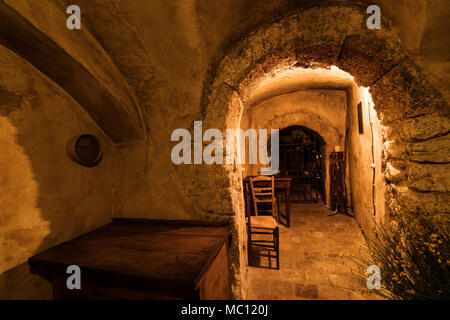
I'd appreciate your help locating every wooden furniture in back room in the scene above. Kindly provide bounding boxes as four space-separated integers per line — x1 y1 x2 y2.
28 219 231 300
330 151 347 214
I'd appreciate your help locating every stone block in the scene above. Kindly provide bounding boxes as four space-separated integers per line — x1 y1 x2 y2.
337 34 406 87
385 161 406 184
408 134 450 163
295 40 343 68
407 162 450 192
370 58 448 123
391 185 450 215
400 114 450 141
295 283 319 299
384 140 407 160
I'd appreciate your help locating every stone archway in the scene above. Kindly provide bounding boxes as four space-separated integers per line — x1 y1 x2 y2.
196 4 449 299
264 111 341 149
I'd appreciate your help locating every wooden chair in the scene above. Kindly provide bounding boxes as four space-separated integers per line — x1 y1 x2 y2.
247 175 280 269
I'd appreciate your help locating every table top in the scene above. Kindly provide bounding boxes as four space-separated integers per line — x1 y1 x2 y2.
28 219 230 295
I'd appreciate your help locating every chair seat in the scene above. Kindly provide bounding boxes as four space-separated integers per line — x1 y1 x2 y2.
250 215 277 229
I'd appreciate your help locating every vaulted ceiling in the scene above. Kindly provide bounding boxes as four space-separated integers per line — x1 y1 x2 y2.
1 0 448 142
61 0 450 114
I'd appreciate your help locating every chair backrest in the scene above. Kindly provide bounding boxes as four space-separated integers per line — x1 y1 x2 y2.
250 176 275 217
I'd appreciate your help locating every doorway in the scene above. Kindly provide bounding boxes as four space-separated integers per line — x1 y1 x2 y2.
278 126 325 204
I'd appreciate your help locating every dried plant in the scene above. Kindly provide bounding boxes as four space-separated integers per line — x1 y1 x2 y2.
345 210 449 300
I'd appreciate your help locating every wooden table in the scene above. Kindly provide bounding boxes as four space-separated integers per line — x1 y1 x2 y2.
28 219 231 300
244 176 292 227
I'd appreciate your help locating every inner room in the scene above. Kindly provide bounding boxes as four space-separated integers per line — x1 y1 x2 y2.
239 66 386 299
0 0 448 302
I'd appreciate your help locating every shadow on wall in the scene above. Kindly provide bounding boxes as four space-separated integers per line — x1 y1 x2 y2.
0 117 51 299
0 45 115 298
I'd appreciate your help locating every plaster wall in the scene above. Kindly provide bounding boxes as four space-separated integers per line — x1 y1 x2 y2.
0 46 114 298
347 87 386 237
250 90 347 138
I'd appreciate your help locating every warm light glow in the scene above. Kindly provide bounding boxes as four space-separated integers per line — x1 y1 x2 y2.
262 65 355 85
246 65 357 108
362 87 375 115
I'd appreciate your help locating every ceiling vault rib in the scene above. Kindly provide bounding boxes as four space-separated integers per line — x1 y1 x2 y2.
0 0 144 143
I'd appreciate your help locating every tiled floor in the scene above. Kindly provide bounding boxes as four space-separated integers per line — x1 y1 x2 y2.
247 203 381 300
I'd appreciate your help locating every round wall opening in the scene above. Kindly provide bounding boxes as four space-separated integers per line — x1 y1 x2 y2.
67 134 103 167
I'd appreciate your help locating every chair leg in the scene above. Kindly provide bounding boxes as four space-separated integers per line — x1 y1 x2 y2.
274 199 279 224
248 225 280 270
275 227 280 270
247 226 252 266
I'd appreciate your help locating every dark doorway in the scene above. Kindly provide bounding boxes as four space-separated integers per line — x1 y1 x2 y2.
278 126 325 203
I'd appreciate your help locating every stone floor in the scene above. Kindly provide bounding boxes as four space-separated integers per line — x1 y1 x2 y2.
247 203 381 300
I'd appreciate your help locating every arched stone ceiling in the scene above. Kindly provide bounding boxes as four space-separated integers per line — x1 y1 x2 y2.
63 0 448 107
264 111 342 151
245 67 356 109
0 0 146 143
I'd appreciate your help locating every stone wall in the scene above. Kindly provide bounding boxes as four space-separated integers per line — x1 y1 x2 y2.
371 58 450 221
0 45 115 298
